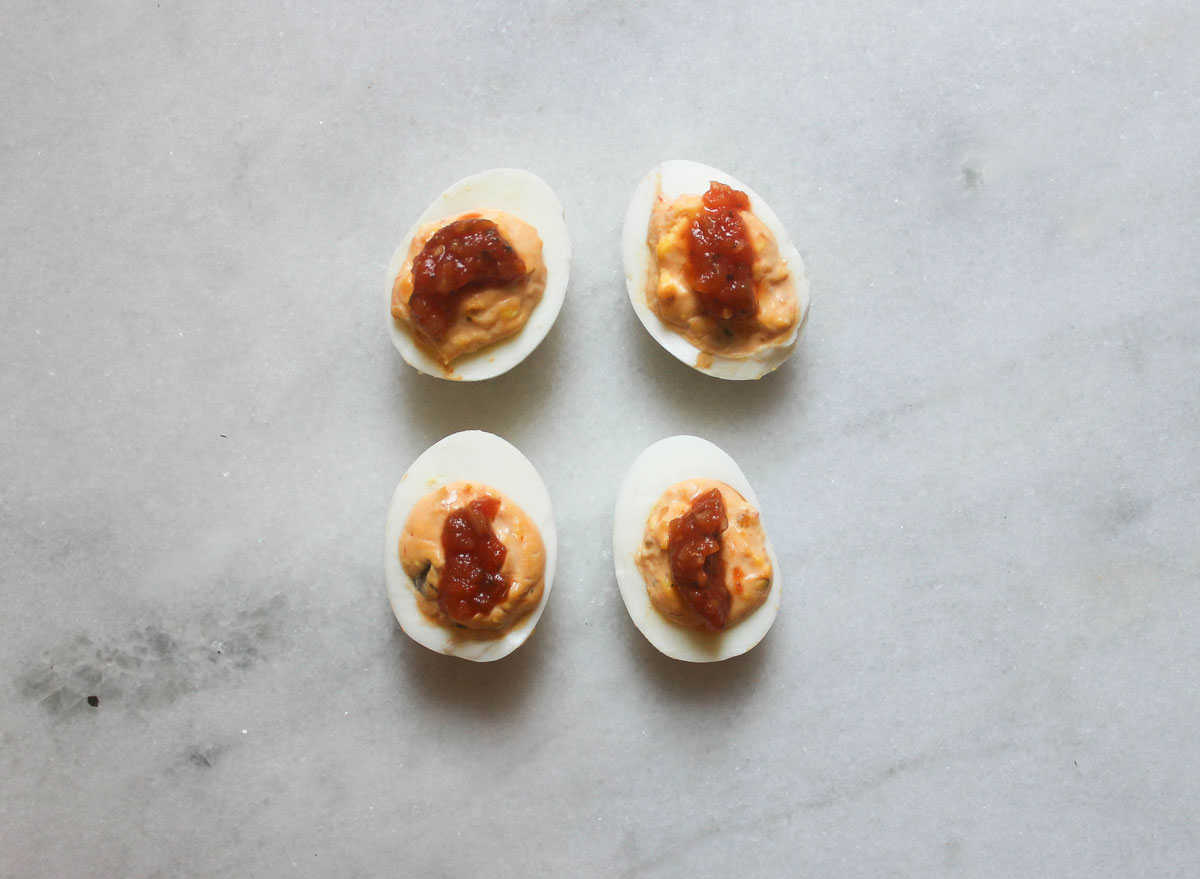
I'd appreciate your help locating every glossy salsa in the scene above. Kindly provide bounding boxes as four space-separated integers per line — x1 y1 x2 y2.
409 217 527 339
686 182 757 321
666 487 731 631
439 495 510 623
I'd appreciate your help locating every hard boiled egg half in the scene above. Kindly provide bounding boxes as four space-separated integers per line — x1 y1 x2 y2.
622 160 810 380
612 435 782 661
385 430 557 661
386 169 571 381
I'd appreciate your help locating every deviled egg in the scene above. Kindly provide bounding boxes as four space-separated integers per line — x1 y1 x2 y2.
387 169 571 381
622 160 809 380
385 430 557 661
612 435 781 662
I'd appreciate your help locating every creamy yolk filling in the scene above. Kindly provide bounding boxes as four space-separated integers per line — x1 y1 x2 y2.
392 210 547 366
400 482 546 635
635 479 772 632
646 191 798 358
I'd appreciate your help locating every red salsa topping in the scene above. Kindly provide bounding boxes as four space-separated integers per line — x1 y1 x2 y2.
438 495 510 623
685 181 757 322
409 217 527 339
667 488 731 632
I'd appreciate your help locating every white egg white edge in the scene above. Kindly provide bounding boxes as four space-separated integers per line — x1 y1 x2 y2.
621 159 811 381
385 168 572 382
384 430 558 661
611 435 782 662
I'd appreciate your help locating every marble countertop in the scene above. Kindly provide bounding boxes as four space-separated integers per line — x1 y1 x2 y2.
3 2 1198 876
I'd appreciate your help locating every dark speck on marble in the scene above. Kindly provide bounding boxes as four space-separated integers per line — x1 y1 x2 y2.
188 747 220 769
961 163 983 193
1098 492 1152 534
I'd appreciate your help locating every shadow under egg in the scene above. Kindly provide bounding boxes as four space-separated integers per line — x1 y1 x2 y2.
388 311 569 448
623 300 810 433
387 595 557 722
617 595 775 709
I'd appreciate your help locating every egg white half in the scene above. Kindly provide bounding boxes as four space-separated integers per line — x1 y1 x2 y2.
621 159 810 380
386 169 571 381
385 430 557 661
612 435 782 662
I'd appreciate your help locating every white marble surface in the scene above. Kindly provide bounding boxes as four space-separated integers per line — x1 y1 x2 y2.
2 1 1198 876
